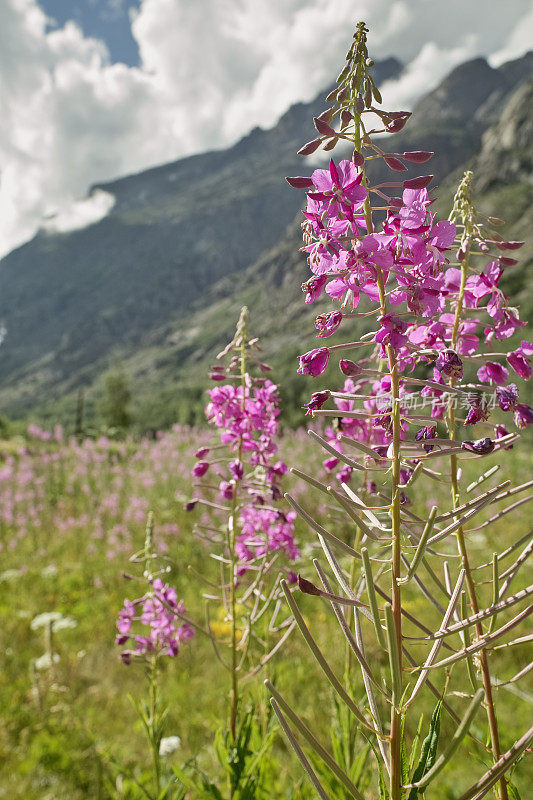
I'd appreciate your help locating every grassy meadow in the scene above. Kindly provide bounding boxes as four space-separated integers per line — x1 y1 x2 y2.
0 423 531 799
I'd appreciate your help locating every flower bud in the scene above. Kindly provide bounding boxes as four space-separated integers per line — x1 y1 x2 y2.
194 447 209 458
313 117 336 136
339 359 362 377
384 155 407 172
402 150 433 163
415 425 437 452
229 459 244 480
184 499 198 512
297 138 322 156
352 150 365 167
285 175 314 188
192 461 209 477
403 174 434 190
496 384 518 412
297 347 329 377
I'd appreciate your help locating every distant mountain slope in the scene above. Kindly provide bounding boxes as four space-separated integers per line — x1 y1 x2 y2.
0 53 531 428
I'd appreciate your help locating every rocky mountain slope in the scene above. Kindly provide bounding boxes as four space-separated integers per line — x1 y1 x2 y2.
0 53 531 429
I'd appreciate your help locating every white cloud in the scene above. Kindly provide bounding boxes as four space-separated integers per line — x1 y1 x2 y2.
0 0 531 258
41 189 115 233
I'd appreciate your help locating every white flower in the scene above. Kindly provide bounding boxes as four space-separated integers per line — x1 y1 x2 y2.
30 612 77 631
34 652 60 670
159 736 181 757
0 568 22 582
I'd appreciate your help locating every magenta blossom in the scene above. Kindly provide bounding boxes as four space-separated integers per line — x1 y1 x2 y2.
297 347 329 377
477 361 509 385
117 579 194 663
192 461 210 477
315 311 342 338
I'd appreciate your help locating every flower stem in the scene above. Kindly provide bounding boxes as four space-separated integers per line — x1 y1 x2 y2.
149 657 161 799
354 92 402 798
447 201 508 800
228 308 248 752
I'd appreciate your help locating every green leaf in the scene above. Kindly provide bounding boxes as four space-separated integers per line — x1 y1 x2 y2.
400 711 409 787
409 715 424 775
408 700 442 800
507 781 522 800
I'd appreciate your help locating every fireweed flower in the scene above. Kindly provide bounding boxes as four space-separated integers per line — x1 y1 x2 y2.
116 578 194 663
188 306 298 569
297 347 329 377
276 23 532 800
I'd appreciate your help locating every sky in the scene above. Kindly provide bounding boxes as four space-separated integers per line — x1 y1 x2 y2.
0 0 532 259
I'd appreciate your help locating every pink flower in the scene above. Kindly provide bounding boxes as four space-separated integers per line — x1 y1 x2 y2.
477 362 509 385
297 348 329 377
513 403 533 429
507 344 532 379
302 275 327 304
192 461 209 477
375 314 409 352
304 390 331 414
315 311 342 338
435 349 463 380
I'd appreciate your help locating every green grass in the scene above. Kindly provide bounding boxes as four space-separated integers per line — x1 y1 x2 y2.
0 426 531 799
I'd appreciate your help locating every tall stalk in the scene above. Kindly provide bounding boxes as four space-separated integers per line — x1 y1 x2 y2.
447 173 507 800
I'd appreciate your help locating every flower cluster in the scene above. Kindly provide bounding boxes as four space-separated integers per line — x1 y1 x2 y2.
290 163 532 474
116 577 194 664
189 308 298 571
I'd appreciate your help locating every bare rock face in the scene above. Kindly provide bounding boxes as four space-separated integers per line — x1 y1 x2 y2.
475 80 533 191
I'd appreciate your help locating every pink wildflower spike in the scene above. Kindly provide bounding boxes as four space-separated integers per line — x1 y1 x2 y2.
297 347 329 377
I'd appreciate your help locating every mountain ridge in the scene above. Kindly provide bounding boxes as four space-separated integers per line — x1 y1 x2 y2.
0 52 531 428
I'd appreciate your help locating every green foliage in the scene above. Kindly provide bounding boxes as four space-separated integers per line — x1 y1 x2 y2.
407 700 442 800
176 706 276 800
98 368 132 431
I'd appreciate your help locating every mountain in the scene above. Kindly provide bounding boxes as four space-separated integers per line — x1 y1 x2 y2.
0 52 531 430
